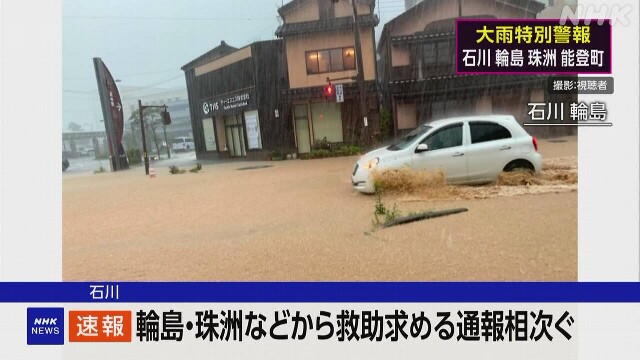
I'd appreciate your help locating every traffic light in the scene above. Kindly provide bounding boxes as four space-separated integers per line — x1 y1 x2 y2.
324 83 334 100
162 110 172 125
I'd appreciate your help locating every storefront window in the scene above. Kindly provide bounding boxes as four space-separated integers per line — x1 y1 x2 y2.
294 104 311 154
202 118 216 151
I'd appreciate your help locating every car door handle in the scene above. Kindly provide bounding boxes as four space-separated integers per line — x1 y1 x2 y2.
499 146 511 150
452 152 465 157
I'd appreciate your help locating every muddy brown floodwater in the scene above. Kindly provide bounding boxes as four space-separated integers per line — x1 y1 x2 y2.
63 136 577 281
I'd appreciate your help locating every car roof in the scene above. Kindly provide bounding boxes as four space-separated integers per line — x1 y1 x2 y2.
426 114 516 128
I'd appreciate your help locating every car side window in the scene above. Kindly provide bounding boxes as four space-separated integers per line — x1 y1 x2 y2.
421 124 463 151
469 121 512 144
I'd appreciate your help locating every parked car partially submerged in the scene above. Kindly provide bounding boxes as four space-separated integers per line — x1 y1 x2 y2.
352 115 542 194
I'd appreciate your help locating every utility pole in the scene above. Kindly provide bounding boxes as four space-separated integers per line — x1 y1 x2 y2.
138 100 150 175
350 0 368 144
163 125 171 159
138 101 172 175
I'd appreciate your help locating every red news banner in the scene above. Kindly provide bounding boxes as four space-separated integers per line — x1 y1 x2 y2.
68 311 132 342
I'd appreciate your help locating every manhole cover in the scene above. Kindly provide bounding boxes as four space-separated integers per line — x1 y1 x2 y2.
236 165 273 171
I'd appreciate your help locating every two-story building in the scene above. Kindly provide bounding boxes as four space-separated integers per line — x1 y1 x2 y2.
378 0 576 138
181 40 291 160
276 0 380 153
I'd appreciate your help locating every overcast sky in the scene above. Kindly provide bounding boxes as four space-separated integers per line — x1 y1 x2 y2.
62 0 407 131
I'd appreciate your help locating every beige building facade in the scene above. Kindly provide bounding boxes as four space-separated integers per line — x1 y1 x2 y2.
277 0 381 153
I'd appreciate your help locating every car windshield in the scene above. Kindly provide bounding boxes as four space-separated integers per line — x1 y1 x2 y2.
387 125 432 151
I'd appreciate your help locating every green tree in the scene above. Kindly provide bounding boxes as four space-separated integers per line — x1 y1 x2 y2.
129 108 163 158
379 108 392 141
68 122 83 132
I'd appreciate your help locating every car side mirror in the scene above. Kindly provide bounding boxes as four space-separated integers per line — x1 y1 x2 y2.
415 143 429 153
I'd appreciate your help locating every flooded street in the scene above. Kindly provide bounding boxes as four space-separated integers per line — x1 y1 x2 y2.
63 137 577 281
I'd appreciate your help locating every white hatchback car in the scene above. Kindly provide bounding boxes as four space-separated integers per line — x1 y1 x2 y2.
352 115 542 194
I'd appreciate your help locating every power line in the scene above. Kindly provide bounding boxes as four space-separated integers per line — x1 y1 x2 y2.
63 74 184 95
64 67 180 81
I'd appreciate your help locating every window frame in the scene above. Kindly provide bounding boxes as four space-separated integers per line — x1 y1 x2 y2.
469 121 512 144
419 123 464 152
305 46 357 75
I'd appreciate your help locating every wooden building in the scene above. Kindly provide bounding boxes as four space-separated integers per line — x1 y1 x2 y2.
276 0 381 153
181 40 292 160
378 0 576 138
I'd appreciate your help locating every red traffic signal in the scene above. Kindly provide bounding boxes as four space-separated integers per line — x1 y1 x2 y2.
324 84 334 98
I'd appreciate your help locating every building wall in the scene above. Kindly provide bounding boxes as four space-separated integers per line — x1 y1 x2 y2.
251 40 294 151
282 0 371 22
405 0 422 11
184 40 292 160
283 0 319 23
333 1 371 17
389 0 539 69
194 46 252 76
396 102 417 129
285 28 377 89
538 0 577 18
391 46 411 67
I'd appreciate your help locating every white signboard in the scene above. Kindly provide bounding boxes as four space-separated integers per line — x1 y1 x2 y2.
335 84 344 103
244 111 262 149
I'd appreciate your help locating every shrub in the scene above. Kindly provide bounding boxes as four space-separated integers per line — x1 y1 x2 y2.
379 108 392 141
169 165 186 175
372 180 402 227
189 163 202 173
302 145 360 160
309 149 331 159
127 148 141 165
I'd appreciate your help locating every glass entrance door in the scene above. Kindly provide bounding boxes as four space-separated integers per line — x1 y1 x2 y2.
294 104 311 154
224 114 246 157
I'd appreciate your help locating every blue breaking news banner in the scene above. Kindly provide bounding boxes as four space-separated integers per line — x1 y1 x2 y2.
1 282 640 303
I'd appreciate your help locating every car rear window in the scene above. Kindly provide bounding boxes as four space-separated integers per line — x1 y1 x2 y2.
470 121 512 144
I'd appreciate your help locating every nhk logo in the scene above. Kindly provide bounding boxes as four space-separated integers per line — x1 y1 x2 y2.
27 308 65 345
33 318 59 327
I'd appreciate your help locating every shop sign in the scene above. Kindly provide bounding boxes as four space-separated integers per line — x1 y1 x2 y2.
335 84 344 103
202 92 251 115
245 113 261 149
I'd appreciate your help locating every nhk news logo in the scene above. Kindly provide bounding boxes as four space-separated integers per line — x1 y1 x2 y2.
69 311 132 342
27 308 65 345
27 308 132 345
